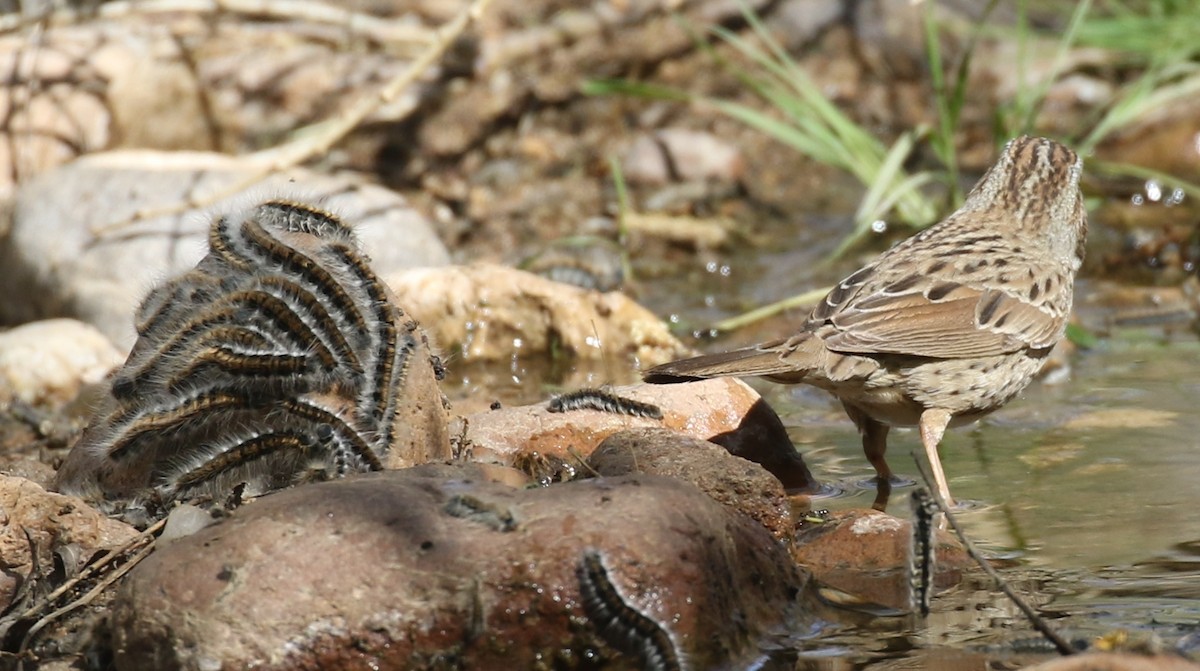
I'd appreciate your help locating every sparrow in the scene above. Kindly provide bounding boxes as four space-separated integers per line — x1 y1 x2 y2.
645 136 1086 508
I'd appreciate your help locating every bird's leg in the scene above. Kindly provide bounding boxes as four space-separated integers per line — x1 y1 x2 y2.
919 408 954 507
843 403 893 510
862 418 892 511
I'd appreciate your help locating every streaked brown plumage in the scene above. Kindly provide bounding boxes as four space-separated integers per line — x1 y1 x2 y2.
645 136 1086 508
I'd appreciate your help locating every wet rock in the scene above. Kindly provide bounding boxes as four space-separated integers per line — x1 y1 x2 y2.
792 508 971 612
1 151 450 349
0 475 138 612
462 378 814 491
1020 652 1200 671
622 128 745 185
587 427 794 544
385 263 689 365
111 469 811 671
0 319 123 407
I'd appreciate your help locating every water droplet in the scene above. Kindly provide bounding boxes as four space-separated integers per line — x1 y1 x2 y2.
1131 194 1145 206
1145 179 1162 202
719 264 731 277
705 261 718 273
871 220 888 234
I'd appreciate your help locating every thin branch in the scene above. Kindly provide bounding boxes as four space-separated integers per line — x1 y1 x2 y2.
4 517 165 627
911 454 1076 656
89 0 496 236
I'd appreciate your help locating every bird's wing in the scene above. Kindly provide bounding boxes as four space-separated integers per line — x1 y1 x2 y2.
820 280 1066 359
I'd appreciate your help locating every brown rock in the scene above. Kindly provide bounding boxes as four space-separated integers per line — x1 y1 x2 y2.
461 378 814 491
587 427 794 544
111 469 811 670
1021 652 1200 671
792 508 971 612
0 475 138 611
385 263 689 365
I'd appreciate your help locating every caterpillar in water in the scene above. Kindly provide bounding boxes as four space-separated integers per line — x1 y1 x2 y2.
907 488 939 617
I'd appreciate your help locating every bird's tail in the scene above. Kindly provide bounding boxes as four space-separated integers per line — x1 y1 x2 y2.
643 346 808 383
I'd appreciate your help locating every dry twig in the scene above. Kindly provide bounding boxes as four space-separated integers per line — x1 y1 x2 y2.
2 517 166 661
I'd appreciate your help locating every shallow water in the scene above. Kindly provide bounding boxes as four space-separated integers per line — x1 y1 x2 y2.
752 334 1200 664
762 336 1200 569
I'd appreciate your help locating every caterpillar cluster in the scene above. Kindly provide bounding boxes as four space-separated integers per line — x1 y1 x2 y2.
56 200 442 505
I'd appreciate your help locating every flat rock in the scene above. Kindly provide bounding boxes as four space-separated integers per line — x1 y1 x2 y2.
2 151 450 349
385 263 690 366
0 319 123 407
461 378 814 491
111 469 811 670
587 427 794 544
0 475 138 612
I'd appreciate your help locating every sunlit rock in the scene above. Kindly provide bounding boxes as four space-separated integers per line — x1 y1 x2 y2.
0 319 122 407
111 468 811 670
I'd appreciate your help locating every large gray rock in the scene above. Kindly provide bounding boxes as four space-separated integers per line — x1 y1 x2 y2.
2 150 450 349
111 468 810 670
